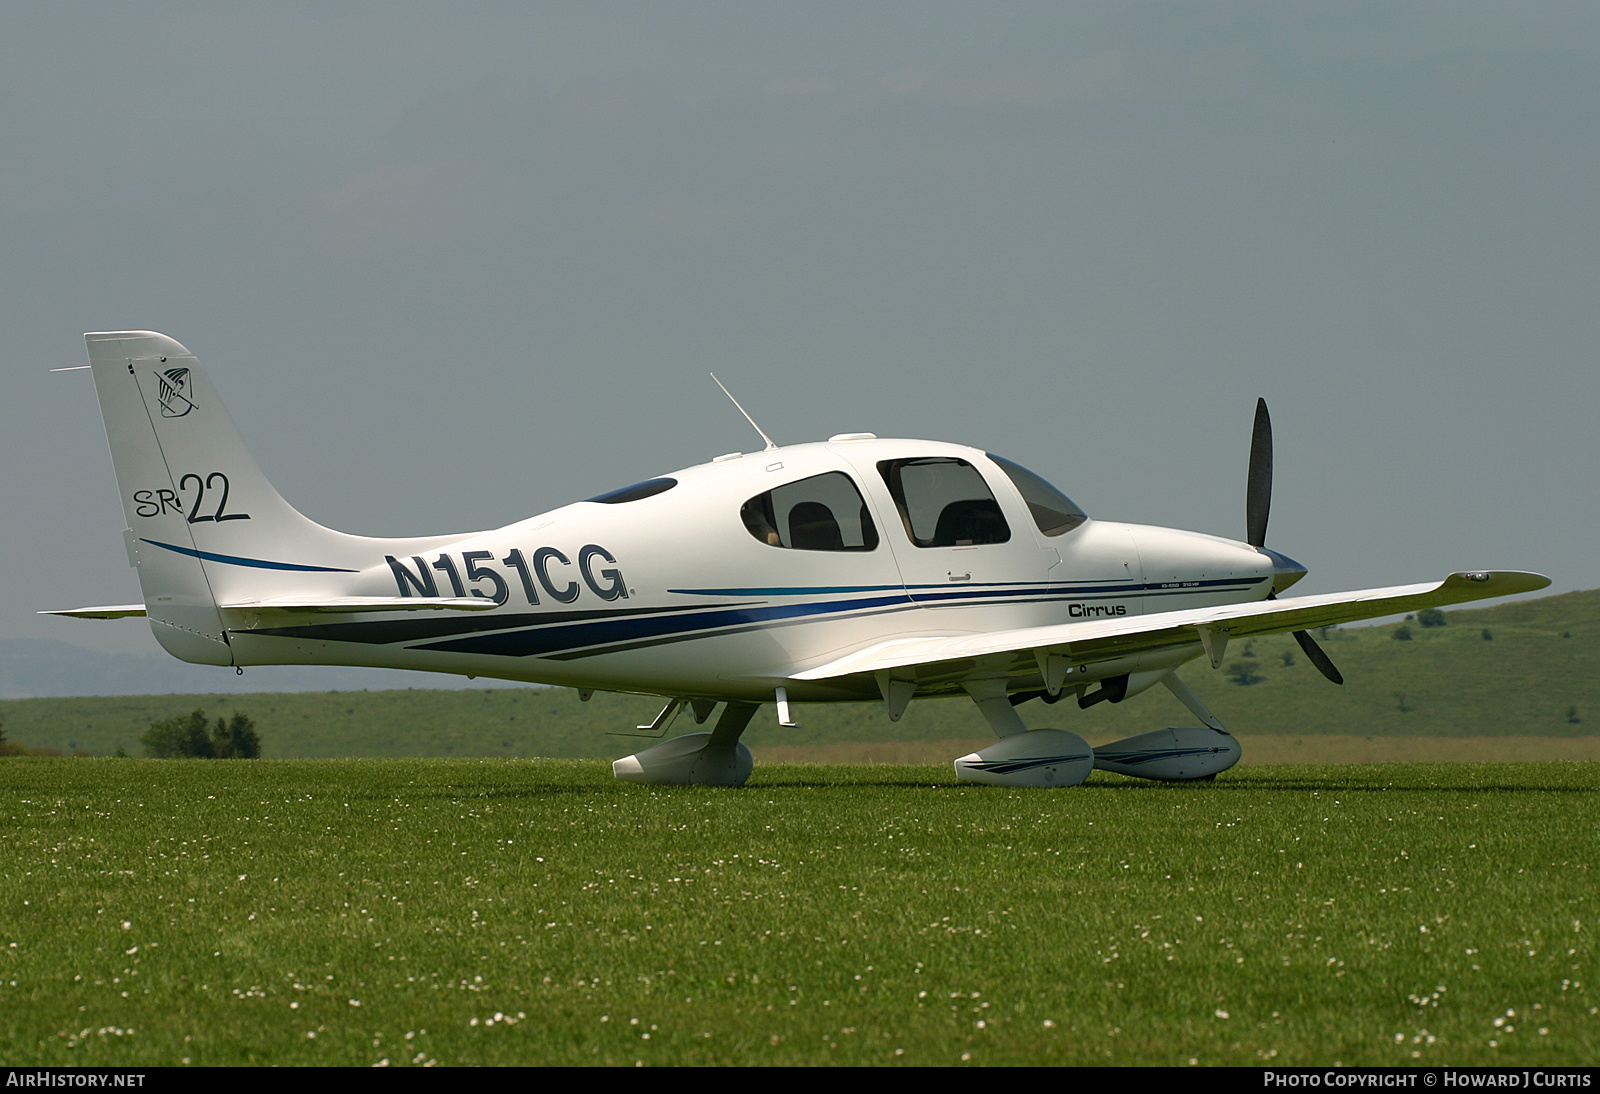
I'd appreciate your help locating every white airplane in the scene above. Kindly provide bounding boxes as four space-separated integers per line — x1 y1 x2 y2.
48 331 1548 788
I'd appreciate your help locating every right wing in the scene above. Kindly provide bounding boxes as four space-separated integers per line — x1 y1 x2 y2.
791 570 1550 685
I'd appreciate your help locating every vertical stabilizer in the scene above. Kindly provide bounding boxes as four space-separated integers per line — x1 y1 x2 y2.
83 331 357 664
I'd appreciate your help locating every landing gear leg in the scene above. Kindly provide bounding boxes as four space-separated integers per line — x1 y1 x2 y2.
961 678 1028 738
1161 673 1228 733
612 702 758 786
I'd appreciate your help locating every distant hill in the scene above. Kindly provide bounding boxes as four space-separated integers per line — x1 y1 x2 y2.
3 589 1596 757
0 638 540 699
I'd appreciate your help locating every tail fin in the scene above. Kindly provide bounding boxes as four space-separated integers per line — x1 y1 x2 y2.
84 331 371 664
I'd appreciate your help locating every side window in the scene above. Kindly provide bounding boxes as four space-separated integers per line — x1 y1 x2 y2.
877 457 1011 547
741 472 879 552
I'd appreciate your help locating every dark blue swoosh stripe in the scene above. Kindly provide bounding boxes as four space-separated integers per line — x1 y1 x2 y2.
669 584 909 596
906 577 1261 607
417 592 915 657
140 538 358 573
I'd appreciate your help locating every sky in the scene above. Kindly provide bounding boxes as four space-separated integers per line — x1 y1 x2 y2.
3 2 1597 663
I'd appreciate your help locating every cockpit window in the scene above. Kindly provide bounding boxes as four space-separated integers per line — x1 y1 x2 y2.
877 457 1011 547
586 478 678 504
987 454 1087 536
741 472 879 552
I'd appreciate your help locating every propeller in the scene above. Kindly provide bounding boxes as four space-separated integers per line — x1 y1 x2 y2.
1246 398 1273 549
1247 398 1344 685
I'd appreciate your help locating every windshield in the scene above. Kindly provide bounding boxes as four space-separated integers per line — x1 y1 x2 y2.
986 454 1088 536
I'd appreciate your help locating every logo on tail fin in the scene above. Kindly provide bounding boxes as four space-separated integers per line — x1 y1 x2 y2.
157 367 196 417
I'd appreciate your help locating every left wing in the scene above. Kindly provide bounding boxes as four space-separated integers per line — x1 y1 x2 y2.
41 596 497 619
791 570 1549 684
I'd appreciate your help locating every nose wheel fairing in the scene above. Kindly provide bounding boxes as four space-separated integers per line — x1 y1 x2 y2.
1090 726 1241 781
949 669 1240 787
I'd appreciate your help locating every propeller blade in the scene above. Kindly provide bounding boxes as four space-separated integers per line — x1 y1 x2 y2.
1247 403 1331 681
1246 397 1273 548
1293 629 1344 685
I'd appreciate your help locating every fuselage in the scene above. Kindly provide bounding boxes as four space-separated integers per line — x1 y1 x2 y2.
224 436 1276 701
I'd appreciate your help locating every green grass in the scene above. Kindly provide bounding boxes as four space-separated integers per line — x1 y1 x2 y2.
1 758 1594 1066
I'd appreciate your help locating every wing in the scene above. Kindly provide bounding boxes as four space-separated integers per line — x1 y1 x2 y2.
790 570 1549 686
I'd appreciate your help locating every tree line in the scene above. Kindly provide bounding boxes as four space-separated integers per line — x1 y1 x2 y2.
141 710 261 758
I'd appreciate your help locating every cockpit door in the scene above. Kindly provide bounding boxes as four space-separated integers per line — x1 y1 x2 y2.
839 453 1059 616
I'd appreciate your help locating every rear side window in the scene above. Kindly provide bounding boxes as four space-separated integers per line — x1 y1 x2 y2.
586 478 677 504
877 457 1011 547
741 472 879 551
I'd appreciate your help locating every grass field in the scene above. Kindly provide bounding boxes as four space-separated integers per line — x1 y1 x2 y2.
2 757 1594 1066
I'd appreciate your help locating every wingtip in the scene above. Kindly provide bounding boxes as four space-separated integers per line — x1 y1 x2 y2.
1446 570 1552 595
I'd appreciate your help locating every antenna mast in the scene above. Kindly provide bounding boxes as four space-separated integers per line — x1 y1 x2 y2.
710 373 779 452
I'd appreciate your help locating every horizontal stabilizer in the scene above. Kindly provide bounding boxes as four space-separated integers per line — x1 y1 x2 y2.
220 596 500 614
39 604 148 619
41 597 500 619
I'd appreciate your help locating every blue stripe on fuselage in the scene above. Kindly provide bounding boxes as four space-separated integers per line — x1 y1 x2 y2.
674 575 1262 599
141 538 358 573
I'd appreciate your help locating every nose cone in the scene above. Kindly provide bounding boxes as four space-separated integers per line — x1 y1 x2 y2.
1260 547 1308 594
1127 525 1276 595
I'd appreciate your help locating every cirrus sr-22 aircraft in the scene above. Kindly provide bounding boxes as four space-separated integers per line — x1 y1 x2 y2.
48 331 1548 788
